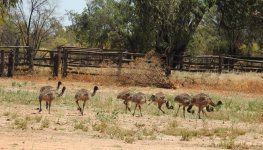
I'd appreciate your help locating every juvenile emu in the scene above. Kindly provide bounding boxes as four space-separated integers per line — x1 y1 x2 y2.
117 90 133 113
149 92 174 114
174 93 194 118
75 86 99 115
40 81 62 110
38 86 66 114
187 93 222 119
127 92 147 117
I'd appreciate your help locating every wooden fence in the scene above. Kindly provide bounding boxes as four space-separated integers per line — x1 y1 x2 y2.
0 46 263 77
173 55 263 73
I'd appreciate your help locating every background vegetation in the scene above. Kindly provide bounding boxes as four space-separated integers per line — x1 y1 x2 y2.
1 0 263 72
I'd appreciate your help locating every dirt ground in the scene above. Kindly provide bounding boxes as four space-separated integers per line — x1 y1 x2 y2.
0 77 263 150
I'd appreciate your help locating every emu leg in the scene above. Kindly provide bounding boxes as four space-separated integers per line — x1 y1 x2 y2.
183 106 186 118
198 108 201 119
46 101 48 109
175 105 181 117
138 105 143 117
201 109 207 117
39 100 42 113
158 103 165 114
76 100 82 113
81 100 86 116
48 101 51 114
124 101 131 113
132 104 138 116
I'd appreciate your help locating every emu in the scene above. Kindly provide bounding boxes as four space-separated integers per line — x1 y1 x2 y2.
174 93 194 118
149 92 174 114
75 86 99 115
38 86 66 114
187 93 222 119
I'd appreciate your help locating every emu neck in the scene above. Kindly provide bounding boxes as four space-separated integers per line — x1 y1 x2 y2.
91 90 97 97
58 88 66 97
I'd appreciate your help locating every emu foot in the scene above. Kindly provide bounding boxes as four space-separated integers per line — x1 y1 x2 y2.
77 107 82 112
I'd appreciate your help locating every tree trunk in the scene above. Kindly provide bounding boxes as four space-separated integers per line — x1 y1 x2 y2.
164 42 188 76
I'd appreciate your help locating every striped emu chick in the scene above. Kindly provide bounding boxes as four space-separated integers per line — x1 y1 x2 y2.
117 90 133 113
127 92 147 117
149 92 174 114
174 93 194 118
38 86 66 114
75 86 99 115
187 93 222 119
40 81 62 93
39 81 62 110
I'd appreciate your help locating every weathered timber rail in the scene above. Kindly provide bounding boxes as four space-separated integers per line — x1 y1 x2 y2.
173 55 263 73
0 46 263 77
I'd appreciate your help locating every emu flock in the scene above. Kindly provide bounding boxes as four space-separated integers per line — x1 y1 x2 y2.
38 81 223 119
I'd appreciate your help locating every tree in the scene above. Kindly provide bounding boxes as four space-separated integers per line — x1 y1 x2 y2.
42 20 77 49
68 0 141 51
134 0 217 75
216 0 263 56
0 0 21 45
11 0 57 49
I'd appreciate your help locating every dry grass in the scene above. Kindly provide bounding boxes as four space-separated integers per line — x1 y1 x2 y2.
171 71 263 94
12 59 263 94
0 77 263 149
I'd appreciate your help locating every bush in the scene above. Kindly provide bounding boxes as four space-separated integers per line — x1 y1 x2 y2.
119 50 174 88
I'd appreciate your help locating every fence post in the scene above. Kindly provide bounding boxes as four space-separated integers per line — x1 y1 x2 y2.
218 56 223 73
14 47 19 66
62 49 68 77
50 51 54 65
7 50 14 77
53 54 59 77
0 50 4 76
27 47 34 71
53 47 62 77
179 55 184 70
117 52 123 76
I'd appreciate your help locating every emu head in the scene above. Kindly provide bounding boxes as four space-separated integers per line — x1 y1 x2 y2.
149 95 156 101
91 86 99 97
217 101 223 106
94 86 99 91
57 81 62 90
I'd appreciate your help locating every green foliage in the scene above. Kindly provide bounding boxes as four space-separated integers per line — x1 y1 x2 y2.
68 0 139 50
216 0 263 56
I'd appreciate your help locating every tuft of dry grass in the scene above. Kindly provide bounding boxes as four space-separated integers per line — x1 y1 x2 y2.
13 118 28 130
214 139 250 150
74 121 89 132
40 117 50 129
92 121 136 143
